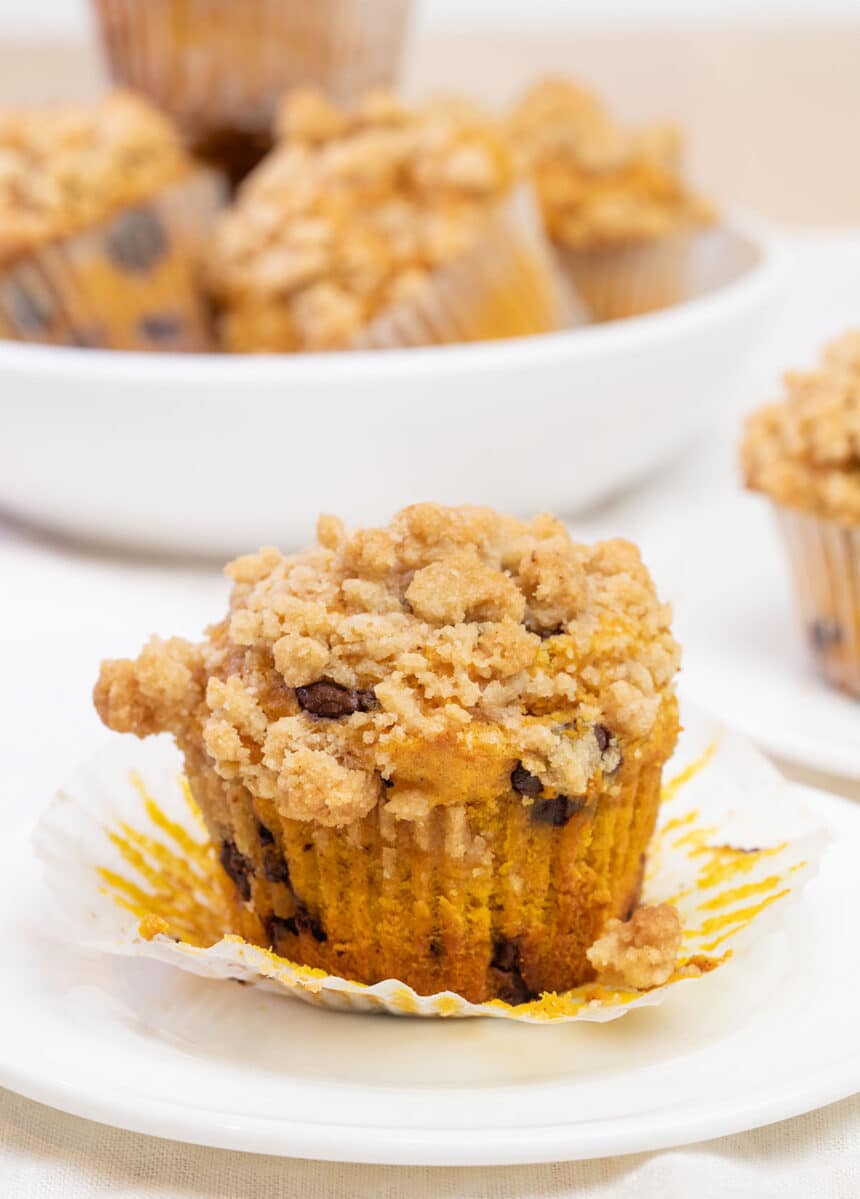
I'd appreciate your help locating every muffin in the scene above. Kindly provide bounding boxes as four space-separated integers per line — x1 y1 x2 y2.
742 331 860 698
90 0 414 183
509 78 713 321
207 90 579 353
0 91 223 351
94 503 682 1003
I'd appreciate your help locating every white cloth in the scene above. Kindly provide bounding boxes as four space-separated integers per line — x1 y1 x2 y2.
1 234 859 1193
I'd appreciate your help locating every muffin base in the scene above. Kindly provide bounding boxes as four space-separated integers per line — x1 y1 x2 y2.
774 504 860 698
351 186 586 351
0 170 224 351
559 230 694 323
182 696 678 1004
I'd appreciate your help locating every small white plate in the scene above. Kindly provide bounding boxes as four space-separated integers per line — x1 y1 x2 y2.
1 720 858 1165
0 220 782 557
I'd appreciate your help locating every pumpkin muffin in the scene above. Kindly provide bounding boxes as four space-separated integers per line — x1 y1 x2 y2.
94 503 682 1003
208 90 579 352
0 91 223 350
91 0 414 184
742 331 860 698
509 77 713 321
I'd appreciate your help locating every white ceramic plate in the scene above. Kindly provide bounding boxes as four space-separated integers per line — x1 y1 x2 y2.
0 220 783 557
1 716 858 1165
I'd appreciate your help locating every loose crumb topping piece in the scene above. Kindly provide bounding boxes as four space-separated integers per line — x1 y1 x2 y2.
586 903 682 989
208 90 518 351
508 77 712 251
742 330 860 523
0 91 193 267
95 504 679 828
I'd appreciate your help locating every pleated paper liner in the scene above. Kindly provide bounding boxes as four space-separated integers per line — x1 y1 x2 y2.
774 504 860 699
558 228 699 323
0 169 225 352
352 186 588 351
91 0 414 176
34 707 828 1023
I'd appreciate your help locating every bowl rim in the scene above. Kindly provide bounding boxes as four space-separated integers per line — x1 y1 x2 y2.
0 212 785 385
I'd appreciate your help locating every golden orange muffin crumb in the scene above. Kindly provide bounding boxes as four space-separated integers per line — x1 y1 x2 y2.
742 330 860 524
208 91 527 351
586 902 682 989
0 91 193 267
508 77 712 252
95 504 680 1002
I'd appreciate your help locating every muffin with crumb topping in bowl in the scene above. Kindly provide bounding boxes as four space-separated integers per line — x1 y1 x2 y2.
90 0 414 184
208 90 581 352
0 91 223 351
94 504 681 1003
742 331 860 698
509 77 714 322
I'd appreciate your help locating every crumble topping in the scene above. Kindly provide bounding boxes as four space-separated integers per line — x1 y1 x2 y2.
0 91 193 267
95 504 679 828
742 330 860 523
586 903 682 989
208 90 518 351
508 77 712 251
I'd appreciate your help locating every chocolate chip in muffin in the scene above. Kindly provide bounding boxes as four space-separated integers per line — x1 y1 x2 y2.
139 312 183 343
429 937 444 958
284 903 328 943
262 853 291 886
106 207 168 273
296 680 378 718
531 794 586 827
264 914 293 947
257 821 275 846
381 775 395 789
490 937 534 1005
594 723 623 775
810 618 843 652
511 762 543 797
219 840 253 902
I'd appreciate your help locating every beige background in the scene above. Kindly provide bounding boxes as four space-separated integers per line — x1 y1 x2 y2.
1 29 859 225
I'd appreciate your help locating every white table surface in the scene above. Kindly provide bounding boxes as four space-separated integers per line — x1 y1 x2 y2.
1 230 858 1194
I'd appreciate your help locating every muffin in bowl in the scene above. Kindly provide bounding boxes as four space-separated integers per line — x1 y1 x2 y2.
742 331 860 698
208 90 580 353
94 504 681 1003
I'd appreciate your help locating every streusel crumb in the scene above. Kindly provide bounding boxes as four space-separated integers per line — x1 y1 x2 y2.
95 505 679 830
0 91 192 267
208 91 518 351
508 77 712 250
586 903 682 989
742 330 860 523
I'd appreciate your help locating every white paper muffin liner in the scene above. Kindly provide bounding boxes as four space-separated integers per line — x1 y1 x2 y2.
33 707 827 1023
774 504 860 698
352 186 588 350
91 0 414 139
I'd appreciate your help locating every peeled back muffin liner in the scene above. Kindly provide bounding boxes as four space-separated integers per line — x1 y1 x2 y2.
91 0 413 150
352 185 588 351
34 708 828 1023
0 170 225 352
557 227 698 323
773 504 860 698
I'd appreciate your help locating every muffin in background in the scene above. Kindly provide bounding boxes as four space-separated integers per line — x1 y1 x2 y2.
90 0 414 184
94 503 681 1004
742 331 860 698
208 90 580 353
509 77 714 321
0 91 223 351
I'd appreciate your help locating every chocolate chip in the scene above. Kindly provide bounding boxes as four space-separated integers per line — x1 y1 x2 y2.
219 840 253 902
531 794 586 827
429 937 443 958
511 762 543 797
594 724 611 752
257 821 275 846
6 283 55 334
594 723 623 775
139 313 183 343
381 776 395 790
303 843 313 852
262 854 291 886
284 903 327 943
265 915 294 947
106 207 168 273
490 937 534 1005
296 680 377 718
810 619 843 652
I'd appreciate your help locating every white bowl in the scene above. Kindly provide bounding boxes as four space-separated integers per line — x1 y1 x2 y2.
0 218 783 558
